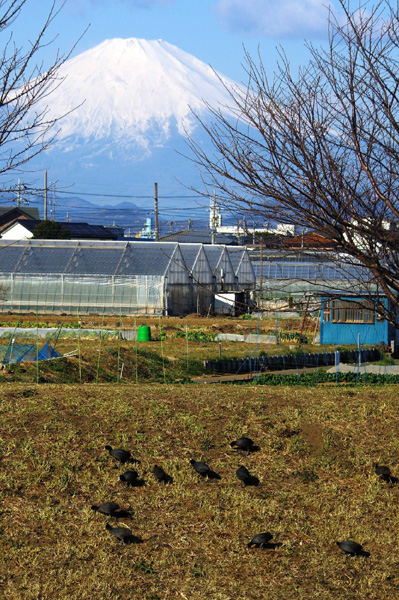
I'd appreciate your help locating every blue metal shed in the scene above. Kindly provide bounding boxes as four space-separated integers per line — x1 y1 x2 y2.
319 294 396 346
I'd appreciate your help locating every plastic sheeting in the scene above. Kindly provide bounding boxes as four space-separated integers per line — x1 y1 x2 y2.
0 340 61 364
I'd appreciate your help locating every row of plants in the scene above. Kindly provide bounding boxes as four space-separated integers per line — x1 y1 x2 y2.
250 371 399 386
172 329 217 342
0 320 82 329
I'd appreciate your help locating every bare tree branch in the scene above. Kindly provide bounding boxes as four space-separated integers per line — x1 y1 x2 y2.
187 0 399 328
0 0 86 179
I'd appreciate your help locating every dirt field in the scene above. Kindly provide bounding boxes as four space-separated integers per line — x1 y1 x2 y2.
1 383 399 599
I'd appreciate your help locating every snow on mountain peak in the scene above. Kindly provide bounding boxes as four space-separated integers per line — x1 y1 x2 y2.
42 37 236 149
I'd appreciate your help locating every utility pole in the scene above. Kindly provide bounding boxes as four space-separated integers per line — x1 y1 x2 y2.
52 182 56 221
236 221 241 245
154 182 159 241
211 191 217 244
17 179 21 206
259 236 263 309
44 170 47 221
16 179 28 207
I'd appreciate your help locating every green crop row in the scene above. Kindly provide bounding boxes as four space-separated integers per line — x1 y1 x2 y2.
0 321 81 329
250 371 399 386
172 329 217 342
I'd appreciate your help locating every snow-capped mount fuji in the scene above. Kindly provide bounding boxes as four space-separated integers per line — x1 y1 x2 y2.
46 38 235 148
27 38 237 212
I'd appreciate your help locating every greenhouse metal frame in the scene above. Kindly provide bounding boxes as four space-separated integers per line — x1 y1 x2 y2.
0 239 255 315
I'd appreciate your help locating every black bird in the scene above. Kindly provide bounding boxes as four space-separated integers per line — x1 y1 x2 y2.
190 459 211 479
247 532 273 549
91 501 120 517
236 465 259 487
375 463 391 476
104 445 137 465
236 465 251 485
105 523 142 544
153 465 167 483
119 470 139 486
230 437 254 456
336 540 370 556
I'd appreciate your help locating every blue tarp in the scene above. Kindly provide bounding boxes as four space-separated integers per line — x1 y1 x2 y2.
0 341 61 364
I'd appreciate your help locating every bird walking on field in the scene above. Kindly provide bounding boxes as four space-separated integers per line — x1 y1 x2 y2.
230 437 254 456
119 470 139 487
153 465 167 483
106 523 142 544
375 463 391 477
247 532 273 549
336 540 370 557
91 501 120 518
236 465 259 487
190 459 210 479
105 445 138 465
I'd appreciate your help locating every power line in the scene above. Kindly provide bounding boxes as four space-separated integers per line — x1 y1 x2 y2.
25 188 204 200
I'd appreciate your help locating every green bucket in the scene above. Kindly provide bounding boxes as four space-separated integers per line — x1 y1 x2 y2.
137 325 151 342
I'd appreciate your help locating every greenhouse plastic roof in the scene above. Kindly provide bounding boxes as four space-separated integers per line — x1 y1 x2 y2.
227 248 245 272
0 240 236 279
179 245 207 271
252 261 372 281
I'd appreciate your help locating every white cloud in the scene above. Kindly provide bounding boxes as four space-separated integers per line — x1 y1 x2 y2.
213 0 339 39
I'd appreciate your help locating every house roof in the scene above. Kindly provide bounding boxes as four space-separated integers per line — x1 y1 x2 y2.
2 219 117 240
282 231 338 250
0 206 40 231
0 206 40 219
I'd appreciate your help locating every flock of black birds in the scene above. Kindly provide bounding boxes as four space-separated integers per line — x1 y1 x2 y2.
90 440 395 555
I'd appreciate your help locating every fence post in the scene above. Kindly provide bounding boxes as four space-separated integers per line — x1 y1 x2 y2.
335 350 340 385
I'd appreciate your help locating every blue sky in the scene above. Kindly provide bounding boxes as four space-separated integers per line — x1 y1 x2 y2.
20 0 342 83
10 0 344 221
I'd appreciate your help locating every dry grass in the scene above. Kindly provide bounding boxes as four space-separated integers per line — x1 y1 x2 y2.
0 313 332 386
1 384 399 599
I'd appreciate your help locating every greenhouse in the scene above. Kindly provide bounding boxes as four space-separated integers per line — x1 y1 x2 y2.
252 260 374 298
0 240 255 316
